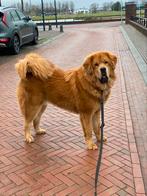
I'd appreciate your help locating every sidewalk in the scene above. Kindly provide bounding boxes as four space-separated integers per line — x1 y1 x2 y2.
122 24 147 84
122 24 147 65
0 22 146 195
120 24 147 194
38 27 62 45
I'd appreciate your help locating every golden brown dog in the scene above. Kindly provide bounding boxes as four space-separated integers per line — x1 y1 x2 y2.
15 51 117 150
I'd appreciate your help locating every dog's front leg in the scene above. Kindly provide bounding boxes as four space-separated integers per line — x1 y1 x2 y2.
92 111 107 142
80 113 97 150
24 121 34 143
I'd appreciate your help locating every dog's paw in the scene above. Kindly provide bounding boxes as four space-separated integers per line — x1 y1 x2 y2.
97 135 107 142
36 128 46 135
88 143 98 150
86 139 98 150
25 135 34 143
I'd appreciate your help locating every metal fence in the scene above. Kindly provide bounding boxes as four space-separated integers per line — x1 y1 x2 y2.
131 16 147 28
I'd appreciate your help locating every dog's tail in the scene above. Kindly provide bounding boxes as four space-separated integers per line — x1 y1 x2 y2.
15 53 55 80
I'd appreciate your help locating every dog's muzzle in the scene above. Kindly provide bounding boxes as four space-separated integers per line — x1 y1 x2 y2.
99 67 108 84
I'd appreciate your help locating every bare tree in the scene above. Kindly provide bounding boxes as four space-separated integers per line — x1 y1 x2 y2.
90 3 99 13
57 1 62 13
15 0 75 16
16 2 21 10
49 2 54 13
31 5 40 16
24 2 30 14
103 2 113 11
64 1 69 13
69 1 74 13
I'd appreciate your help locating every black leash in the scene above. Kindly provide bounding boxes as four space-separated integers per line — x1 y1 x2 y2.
94 92 105 196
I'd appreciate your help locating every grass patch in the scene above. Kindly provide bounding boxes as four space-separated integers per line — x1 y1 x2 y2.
32 11 125 21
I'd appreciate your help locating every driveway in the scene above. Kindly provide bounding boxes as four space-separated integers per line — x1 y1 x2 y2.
0 22 146 195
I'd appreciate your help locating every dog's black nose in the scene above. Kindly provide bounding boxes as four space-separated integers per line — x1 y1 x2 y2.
100 67 106 75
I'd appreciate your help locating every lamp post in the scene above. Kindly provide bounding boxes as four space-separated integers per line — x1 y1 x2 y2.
41 0 45 31
54 0 58 28
21 0 24 12
29 0 31 12
120 0 123 24
137 0 141 17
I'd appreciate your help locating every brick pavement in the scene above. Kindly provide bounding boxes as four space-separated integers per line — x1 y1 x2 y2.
0 22 146 195
119 25 147 194
121 24 147 84
122 24 147 65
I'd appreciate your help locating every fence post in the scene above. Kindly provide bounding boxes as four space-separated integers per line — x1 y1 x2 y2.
60 25 63 32
48 24 52 31
125 2 136 24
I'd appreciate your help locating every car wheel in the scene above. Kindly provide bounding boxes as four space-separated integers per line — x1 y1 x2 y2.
32 29 38 45
10 35 20 54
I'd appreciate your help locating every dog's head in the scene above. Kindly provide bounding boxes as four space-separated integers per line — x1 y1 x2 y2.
83 51 117 86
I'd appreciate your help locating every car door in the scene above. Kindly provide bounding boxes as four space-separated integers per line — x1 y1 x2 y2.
26 18 34 42
10 10 25 45
9 9 25 45
16 10 34 43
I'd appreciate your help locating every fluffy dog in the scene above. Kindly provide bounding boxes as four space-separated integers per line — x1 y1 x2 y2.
15 51 117 150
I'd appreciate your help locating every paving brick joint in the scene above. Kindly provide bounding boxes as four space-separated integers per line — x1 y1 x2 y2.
0 22 146 195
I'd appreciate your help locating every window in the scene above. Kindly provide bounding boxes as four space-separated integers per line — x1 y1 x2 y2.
10 10 20 21
6 12 13 22
0 12 3 21
16 10 25 20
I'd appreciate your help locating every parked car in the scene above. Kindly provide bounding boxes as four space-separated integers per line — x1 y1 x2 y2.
0 7 39 54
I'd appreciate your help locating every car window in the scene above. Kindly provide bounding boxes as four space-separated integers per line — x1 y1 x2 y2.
0 12 3 21
16 10 25 20
6 12 13 22
10 10 20 21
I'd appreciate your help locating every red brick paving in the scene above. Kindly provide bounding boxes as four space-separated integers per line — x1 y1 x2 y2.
0 22 146 195
117 25 147 194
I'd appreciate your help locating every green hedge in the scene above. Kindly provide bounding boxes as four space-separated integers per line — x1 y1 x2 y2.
32 11 125 21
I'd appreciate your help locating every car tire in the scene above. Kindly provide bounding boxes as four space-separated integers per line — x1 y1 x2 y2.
10 35 20 55
32 29 38 45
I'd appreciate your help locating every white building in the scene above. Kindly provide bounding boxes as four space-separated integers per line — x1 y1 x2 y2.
74 8 89 14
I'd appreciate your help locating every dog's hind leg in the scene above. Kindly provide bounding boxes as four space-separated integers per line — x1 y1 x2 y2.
24 105 42 143
33 103 47 135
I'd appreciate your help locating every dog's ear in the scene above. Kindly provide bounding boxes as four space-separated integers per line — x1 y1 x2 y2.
83 55 94 75
26 62 33 79
108 53 117 69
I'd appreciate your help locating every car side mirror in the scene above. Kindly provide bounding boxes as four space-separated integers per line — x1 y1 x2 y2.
23 16 31 21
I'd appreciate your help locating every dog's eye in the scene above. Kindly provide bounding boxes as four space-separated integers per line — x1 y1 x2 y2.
94 63 99 66
104 61 108 64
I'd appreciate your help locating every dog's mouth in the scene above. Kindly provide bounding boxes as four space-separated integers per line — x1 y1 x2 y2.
99 76 108 84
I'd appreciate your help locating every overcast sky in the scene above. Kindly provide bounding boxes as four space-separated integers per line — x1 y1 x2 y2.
1 0 132 9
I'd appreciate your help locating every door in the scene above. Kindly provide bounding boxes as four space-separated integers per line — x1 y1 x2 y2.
16 10 34 43
9 10 26 45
